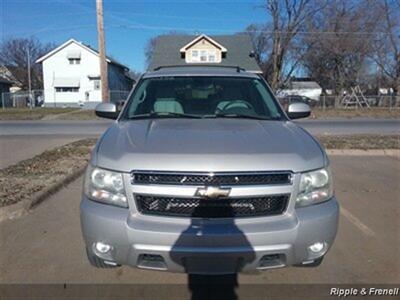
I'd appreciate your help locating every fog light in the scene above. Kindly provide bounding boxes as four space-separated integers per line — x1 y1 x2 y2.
309 242 325 253
95 242 111 254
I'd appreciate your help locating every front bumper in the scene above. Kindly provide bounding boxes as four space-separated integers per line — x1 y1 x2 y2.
80 196 339 274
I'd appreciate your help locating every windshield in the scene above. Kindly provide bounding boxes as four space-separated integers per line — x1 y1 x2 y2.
122 76 284 120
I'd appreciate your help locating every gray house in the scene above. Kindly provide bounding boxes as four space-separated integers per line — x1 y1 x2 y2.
148 34 262 73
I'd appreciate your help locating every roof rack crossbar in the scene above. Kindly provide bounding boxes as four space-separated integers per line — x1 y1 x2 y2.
153 65 246 72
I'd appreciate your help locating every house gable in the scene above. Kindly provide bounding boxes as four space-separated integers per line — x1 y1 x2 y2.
179 34 228 64
36 39 100 64
180 35 228 64
36 39 128 70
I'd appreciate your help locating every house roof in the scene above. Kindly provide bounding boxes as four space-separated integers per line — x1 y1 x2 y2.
35 38 129 70
0 76 12 85
148 34 262 73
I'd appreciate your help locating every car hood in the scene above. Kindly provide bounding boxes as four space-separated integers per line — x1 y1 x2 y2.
94 119 326 173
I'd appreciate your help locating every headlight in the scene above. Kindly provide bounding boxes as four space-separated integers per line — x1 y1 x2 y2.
84 165 128 208
296 166 333 207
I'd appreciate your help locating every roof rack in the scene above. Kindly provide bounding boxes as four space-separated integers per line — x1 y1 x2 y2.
153 65 246 73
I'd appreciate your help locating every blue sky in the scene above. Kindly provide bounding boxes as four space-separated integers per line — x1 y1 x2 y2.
1 0 268 72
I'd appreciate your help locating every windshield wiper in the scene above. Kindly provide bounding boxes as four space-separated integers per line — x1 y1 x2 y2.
127 112 202 120
204 113 274 120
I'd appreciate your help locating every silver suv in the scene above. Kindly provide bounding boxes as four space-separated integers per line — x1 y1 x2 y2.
80 66 339 274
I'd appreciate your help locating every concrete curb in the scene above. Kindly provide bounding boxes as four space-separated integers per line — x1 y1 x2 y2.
326 149 399 158
0 164 87 223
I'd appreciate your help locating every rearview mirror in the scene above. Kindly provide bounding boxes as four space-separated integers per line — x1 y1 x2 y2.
95 103 118 119
287 103 311 119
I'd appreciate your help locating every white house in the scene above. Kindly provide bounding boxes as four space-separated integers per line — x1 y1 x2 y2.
36 39 134 107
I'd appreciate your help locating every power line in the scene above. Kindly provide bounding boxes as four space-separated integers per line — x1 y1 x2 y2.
4 12 94 20
7 24 96 36
51 0 388 37
114 23 389 36
108 10 258 23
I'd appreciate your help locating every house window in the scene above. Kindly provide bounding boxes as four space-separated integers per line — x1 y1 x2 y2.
55 87 79 92
69 58 80 65
200 50 207 62
191 50 200 62
190 49 218 63
93 80 100 90
208 50 216 62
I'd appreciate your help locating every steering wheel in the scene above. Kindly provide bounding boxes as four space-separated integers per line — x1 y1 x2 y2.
218 100 255 113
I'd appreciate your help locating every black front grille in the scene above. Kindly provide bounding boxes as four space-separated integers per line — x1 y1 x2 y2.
135 194 289 218
131 172 292 186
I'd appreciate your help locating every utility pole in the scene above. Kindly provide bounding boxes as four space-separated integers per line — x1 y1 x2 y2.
27 47 32 109
96 0 109 102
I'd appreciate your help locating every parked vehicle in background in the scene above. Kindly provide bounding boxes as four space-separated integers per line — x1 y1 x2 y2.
80 66 339 274
278 95 318 111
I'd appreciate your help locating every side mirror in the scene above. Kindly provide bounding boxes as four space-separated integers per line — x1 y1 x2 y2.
287 102 311 119
95 103 118 119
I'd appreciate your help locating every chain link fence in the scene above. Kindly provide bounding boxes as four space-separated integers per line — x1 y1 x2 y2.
1 90 44 108
1 89 131 109
2 89 399 111
277 95 400 110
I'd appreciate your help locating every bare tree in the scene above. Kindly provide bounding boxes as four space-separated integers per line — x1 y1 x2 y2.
145 36 157 69
255 0 325 90
246 24 271 68
0 37 54 90
301 0 382 93
369 0 400 92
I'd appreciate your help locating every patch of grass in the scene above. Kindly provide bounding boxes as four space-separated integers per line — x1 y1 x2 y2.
0 107 79 120
311 107 400 119
0 138 96 207
316 135 399 150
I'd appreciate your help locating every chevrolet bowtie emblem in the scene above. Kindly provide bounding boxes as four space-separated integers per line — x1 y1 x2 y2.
195 186 231 199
